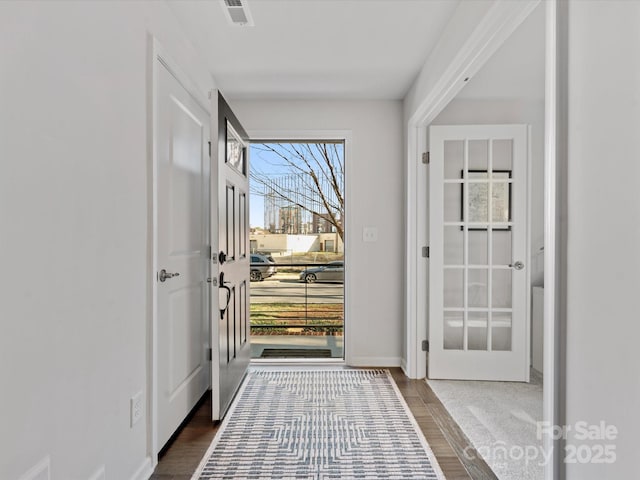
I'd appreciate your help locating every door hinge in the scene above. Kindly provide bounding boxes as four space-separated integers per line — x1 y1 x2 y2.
208 141 211 158
422 246 429 258
207 348 212 361
421 340 429 352
422 152 430 164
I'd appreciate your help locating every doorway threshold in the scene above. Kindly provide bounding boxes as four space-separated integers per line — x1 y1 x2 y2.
251 358 346 368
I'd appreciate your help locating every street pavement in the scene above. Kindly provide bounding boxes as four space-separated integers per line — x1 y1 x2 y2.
250 272 344 304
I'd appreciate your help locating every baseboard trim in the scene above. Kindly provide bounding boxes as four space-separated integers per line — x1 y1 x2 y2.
400 358 408 376
130 457 153 480
348 356 402 367
531 367 543 384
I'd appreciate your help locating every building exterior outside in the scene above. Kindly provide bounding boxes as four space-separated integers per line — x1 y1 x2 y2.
250 232 343 254
261 173 342 236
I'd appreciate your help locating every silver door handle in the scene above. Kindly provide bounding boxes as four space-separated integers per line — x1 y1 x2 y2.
159 269 180 282
509 261 525 270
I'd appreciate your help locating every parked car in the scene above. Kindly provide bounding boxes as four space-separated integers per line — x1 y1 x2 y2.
250 254 277 281
299 261 344 283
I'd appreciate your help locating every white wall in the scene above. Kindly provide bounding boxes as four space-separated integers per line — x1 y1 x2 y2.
231 100 404 366
564 1 640 478
401 0 538 377
0 2 214 479
403 0 495 123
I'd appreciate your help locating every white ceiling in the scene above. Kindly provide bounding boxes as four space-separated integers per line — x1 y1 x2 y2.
457 2 545 100
168 0 460 100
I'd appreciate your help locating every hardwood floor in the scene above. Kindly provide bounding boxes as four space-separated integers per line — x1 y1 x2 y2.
388 367 497 480
151 367 497 480
150 394 219 480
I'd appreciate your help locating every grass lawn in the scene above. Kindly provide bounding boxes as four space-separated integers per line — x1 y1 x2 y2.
250 302 343 324
250 302 343 334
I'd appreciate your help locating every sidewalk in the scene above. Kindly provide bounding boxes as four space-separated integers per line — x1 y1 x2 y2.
250 334 344 358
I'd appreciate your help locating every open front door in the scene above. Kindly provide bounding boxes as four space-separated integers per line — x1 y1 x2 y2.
429 124 529 381
211 91 251 419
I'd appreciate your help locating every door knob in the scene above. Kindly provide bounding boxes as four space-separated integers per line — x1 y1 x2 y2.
218 251 227 265
510 261 525 270
158 269 180 282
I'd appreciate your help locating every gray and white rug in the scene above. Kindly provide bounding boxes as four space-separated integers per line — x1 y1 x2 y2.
192 369 445 479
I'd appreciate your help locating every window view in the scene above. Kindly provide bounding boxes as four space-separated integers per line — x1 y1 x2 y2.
249 142 345 359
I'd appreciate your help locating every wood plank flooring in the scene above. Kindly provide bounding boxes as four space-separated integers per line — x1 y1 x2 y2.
150 394 219 480
388 367 497 480
150 367 497 480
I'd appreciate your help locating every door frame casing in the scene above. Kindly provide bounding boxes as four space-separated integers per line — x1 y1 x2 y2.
147 36 212 467
544 2 567 478
404 0 563 478
404 0 540 380
246 130 352 365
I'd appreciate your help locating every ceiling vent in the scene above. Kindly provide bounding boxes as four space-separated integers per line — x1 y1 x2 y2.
221 0 255 27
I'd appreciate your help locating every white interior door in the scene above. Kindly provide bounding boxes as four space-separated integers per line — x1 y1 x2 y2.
156 61 210 448
211 91 251 420
429 124 529 381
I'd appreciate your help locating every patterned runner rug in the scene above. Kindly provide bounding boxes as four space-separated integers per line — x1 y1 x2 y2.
191 369 445 479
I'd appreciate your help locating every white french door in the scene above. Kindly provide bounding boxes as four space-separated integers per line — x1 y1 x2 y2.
429 124 529 381
210 91 251 420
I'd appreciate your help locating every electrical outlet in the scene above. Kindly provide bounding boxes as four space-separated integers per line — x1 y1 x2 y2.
362 226 378 242
130 391 143 427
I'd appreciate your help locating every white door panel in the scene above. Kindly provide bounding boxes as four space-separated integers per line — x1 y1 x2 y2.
156 63 210 447
429 124 529 381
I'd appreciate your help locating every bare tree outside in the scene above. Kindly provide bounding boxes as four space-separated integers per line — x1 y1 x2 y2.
250 142 345 241
249 141 345 360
